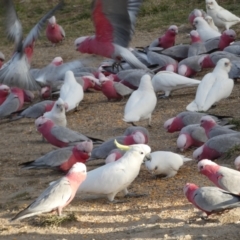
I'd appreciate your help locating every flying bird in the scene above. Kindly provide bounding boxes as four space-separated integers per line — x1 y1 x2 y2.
74 0 150 71
0 0 63 90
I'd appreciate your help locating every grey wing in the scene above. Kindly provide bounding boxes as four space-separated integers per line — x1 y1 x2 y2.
191 127 208 142
3 0 23 49
210 51 240 65
179 55 204 72
25 147 73 169
90 136 125 159
147 51 176 66
0 93 20 118
208 125 237 139
51 126 89 143
12 178 72 220
23 1 64 50
204 37 220 53
113 82 133 96
188 43 207 57
124 126 149 137
149 39 159 48
207 133 240 153
161 45 189 60
59 25 65 38
228 61 240 79
181 112 205 125
131 50 150 66
194 187 240 213
21 100 54 118
224 45 240 55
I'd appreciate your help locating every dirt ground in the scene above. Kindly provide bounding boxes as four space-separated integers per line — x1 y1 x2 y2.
1 25 240 240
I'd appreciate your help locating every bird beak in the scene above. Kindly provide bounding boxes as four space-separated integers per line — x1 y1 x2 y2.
143 153 151 162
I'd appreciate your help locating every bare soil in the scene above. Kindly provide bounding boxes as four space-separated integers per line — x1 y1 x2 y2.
1 26 240 240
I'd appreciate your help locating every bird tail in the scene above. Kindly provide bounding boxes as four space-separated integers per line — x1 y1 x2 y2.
179 155 192 162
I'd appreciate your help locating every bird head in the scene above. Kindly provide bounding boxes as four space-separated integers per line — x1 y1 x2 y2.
51 56 63 66
215 58 232 73
48 16 56 27
177 134 189 152
0 84 10 94
200 115 216 128
193 145 204 161
74 37 88 51
68 162 87 174
35 116 50 128
76 140 93 155
168 25 178 35
193 17 207 28
205 0 218 10
55 98 65 112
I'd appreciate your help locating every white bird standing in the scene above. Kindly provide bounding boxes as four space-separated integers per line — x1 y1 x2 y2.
123 74 157 126
193 17 221 42
43 98 67 127
11 162 87 221
206 0 240 29
186 58 233 112
60 71 84 112
145 151 192 178
151 71 200 98
77 140 151 202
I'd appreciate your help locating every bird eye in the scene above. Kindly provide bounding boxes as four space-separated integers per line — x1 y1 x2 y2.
154 166 158 170
225 62 229 66
141 152 144 155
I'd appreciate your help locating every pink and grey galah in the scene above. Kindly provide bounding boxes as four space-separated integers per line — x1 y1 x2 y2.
184 183 240 218
198 159 240 195
46 15 65 45
0 0 63 90
74 0 149 71
11 100 55 121
0 84 10 105
159 45 189 62
11 162 87 221
123 126 149 142
200 115 237 139
98 73 133 101
149 25 178 49
20 141 93 172
35 116 103 148
88 131 148 160
164 111 231 133
0 87 24 118
193 133 240 161
177 124 207 151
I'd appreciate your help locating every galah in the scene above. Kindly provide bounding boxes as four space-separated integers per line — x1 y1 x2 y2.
43 98 67 127
205 15 219 32
206 0 240 29
184 183 240 218
123 74 157 126
198 159 240 195
0 84 10 105
11 162 87 221
60 71 84 112
151 71 200 98
145 151 192 178
0 1 63 90
46 16 65 44
74 0 149 71
177 124 208 151
112 69 150 90
193 133 240 161
0 87 24 118
199 51 239 69
188 30 207 57
149 25 178 49
203 29 236 53
79 75 99 91
88 131 148 160
164 111 231 133
11 100 55 121
186 58 233 112
77 140 151 202
105 149 126 164
20 141 93 172
193 17 221 42
0 52 5 69
98 73 133 101
188 9 206 26
35 116 103 148
200 115 237 139
178 55 203 77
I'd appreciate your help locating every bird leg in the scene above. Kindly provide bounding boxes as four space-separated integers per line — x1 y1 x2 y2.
148 117 152 127
130 122 137 126
158 94 170 99
112 61 124 72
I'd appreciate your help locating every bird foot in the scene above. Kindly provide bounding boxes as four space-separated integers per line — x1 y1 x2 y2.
158 94 170 99
124 192 148 198
112 61 123 72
